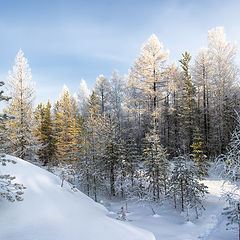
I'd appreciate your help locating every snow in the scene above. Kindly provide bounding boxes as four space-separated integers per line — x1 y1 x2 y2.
0 156 238 240
0 156 155 240
104 179 238 240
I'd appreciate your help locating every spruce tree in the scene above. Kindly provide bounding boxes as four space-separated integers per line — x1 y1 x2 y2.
35 100 55 165
179 51 197 153
169 155 208 219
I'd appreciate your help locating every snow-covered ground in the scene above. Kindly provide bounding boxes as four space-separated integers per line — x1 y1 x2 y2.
0 156 155 240
104 179 238 240
0 156 238 240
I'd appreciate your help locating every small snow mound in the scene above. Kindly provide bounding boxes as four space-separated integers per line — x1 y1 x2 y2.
152 214 161 218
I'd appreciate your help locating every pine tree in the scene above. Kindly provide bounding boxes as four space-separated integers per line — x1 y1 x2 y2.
4 49 40 161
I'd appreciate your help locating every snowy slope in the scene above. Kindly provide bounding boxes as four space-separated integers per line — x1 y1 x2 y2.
0 156 155 240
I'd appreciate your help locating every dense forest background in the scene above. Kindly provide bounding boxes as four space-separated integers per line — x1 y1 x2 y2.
1 26 239 219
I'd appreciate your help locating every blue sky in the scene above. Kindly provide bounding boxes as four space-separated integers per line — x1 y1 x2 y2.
0 0 240 104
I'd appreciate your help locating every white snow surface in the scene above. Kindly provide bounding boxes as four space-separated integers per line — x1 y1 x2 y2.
0 156 155 240
105 179 238 240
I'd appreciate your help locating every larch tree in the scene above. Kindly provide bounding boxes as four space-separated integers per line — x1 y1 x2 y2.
192 48 212 155
94 74 111 115
53 85 78 163
4 49 40 161
208 27 239 154
126 34 169 141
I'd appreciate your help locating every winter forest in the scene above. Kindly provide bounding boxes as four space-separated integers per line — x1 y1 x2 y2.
1 6 240 240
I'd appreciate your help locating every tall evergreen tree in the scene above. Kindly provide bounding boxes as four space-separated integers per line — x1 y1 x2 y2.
35 100 55 165
179 51 196 153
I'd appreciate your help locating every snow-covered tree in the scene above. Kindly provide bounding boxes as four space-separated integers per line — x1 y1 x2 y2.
75 79 90 117
0 80 25 202
77 92 106 201
126 34 169 139
192 48 212 155
94 74 111 115
223 193 240 240
143 127 169 201
208 27 239 154
4 49 40 161
169 155 208 219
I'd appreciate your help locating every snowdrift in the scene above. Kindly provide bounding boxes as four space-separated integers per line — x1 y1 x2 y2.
0 156 155 240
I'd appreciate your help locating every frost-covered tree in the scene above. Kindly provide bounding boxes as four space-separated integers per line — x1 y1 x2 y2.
4 49 40 161
217 113 240 183
208 27 239 154
126 34 169 140
0 80 25 202
192 48 212 155
216 113 240 238
223 193 240 240
169 155 208 219
78 92 106 201
143 127 169 201
109 70 125 128
75 79 90 117
94 74 111 115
